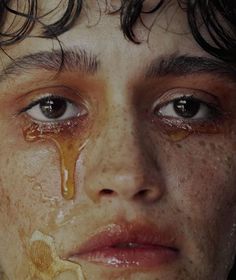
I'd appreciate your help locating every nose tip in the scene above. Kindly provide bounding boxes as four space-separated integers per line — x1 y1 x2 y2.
82 103 164 204
87 165 164 203
98 187 162 202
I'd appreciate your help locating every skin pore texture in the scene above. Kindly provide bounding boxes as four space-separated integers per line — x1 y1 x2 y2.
0 0 236 279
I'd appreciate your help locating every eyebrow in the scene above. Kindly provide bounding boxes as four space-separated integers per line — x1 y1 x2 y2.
145 54 236 80
0 50 235 84
0 47 100 82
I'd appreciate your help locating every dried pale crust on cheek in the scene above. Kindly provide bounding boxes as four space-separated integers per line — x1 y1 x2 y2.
27 231 85 280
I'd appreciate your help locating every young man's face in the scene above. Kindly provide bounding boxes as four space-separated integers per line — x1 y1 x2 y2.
0 1 236 279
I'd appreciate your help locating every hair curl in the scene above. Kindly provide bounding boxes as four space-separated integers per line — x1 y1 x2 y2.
0 0 235 279
0 0 235 63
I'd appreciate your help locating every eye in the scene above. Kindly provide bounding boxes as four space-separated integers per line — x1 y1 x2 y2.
24 95 87 122
154 96 220 120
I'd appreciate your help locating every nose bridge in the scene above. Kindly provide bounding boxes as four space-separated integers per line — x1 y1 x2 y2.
100 92 145 173
82 85 164 203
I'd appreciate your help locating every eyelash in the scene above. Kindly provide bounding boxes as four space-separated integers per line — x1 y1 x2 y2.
20 95 70 112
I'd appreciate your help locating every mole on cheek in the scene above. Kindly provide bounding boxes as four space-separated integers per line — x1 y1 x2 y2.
22 120 89 201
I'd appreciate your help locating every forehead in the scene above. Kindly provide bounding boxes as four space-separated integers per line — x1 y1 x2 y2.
6 4 200 57
0 0 210 80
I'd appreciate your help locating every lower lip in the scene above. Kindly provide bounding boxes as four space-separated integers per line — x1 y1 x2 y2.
69 245 179 268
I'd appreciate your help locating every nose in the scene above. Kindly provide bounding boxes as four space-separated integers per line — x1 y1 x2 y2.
82 103 165 204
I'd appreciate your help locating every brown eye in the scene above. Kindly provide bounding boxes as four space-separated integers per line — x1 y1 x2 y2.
155 96 220 120
173 97 200 118
40 97 67 119
25 95 88 122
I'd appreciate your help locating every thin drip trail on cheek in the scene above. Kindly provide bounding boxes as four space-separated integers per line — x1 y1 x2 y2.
22 122 88 200
52 138 88 200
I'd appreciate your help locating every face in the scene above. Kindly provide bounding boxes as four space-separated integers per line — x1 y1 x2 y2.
0 1 236 279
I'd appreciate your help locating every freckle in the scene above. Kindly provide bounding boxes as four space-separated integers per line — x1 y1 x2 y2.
30 240 53 272
199 140 205 146
210 142 216 151
225 156 233 169
176 143 182 148
179 177 186 184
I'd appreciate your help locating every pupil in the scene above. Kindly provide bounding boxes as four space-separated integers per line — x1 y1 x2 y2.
174 97 200 118
40 98 67 119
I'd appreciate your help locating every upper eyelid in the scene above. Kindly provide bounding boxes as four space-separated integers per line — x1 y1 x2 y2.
19 95 74 114
152 93 221 113
16 84 84 106
153 95 199 111
153 96 223 119
152 88 220 107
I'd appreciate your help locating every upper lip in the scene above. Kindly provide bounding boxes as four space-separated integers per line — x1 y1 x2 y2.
66 222 179 258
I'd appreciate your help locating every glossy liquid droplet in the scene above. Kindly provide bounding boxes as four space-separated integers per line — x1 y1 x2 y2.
168 130 191 142
22 120 88 200
158 117 229 142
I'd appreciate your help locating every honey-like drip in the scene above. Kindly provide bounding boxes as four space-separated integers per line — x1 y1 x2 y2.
157 117 230 142
168 129 191 142
22 120 89 200
27 231 85 280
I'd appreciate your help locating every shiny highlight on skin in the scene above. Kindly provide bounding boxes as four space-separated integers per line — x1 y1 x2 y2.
22 117 90 200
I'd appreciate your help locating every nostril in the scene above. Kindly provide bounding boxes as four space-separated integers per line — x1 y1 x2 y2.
99 189 116 196
135 189 149 199
134 188 162 202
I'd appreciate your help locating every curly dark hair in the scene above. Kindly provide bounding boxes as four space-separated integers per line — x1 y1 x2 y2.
0 0 235 279
0 0 236 63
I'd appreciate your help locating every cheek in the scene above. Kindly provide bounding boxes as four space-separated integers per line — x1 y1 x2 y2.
0 141 62 233
163 136 236 267
172 139 236 213
0 138 67 276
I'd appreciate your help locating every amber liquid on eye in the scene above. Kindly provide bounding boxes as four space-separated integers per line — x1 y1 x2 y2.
22 121 88 200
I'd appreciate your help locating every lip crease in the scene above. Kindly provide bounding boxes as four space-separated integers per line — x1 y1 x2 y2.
66 223 180 268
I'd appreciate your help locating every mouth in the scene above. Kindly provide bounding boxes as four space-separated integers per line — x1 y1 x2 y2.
66 223 179 268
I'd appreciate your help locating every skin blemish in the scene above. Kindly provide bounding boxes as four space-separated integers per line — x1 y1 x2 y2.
22 118 89 200
28 231 85 280
0 267 9 280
